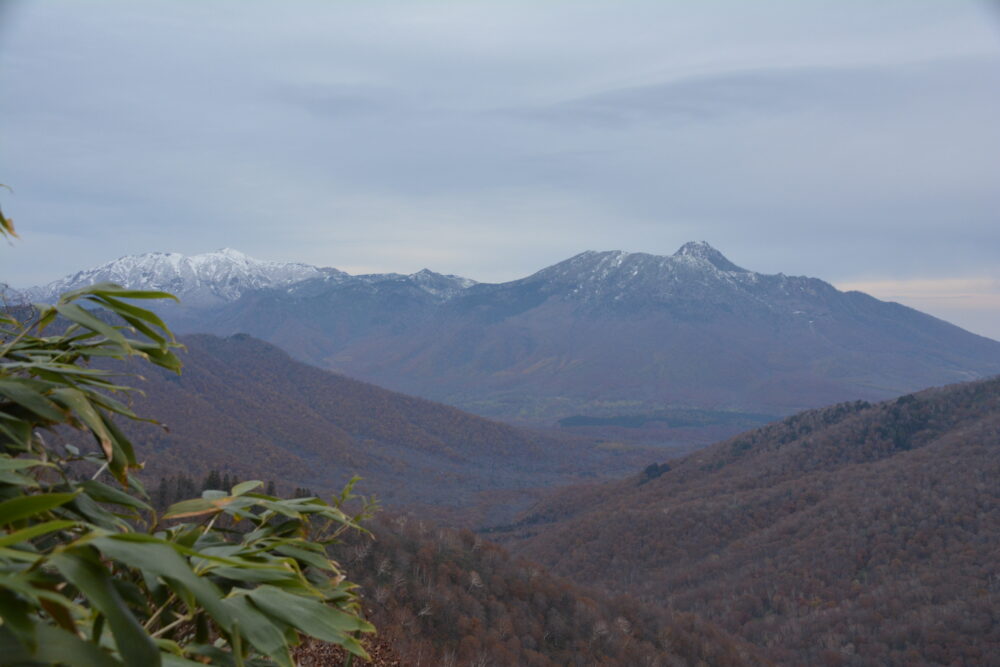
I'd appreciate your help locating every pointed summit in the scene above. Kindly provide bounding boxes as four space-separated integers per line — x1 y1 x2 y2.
673 241 746 272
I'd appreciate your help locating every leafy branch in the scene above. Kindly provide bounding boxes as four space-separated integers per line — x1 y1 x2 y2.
1 273 376 664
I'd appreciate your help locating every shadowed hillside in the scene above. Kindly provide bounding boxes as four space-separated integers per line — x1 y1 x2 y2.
117 333 648 519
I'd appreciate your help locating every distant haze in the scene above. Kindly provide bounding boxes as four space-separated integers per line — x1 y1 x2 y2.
1 1 998 339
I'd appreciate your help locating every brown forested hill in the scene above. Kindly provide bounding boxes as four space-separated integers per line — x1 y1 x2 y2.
117 333 640 514
82 332 762 665
323 512 764 667
495 376 1000 665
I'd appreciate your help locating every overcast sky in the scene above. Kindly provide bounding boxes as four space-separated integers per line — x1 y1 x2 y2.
1 1 999 338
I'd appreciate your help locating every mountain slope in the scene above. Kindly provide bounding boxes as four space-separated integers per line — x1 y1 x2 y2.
186 243 1000 422
320 513 763 666
115 333 636 516
493 376 1000 665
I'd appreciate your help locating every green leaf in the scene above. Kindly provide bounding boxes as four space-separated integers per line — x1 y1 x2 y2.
0 455 49 487
0 546 46 563
0 519 77 547
0 588 35 644
33 622 123 667
0 573 84 615
0 623 33 663
91 535 233 632
163 496 233 520
128 340 183 373
0 418 33 449
86 294 172 341
51 549 161 667
0 469 38 486
231 480 262 497
225 595 294 667
207 566 298 585
49 387 116 463
274 543 335 572
63 282 179 302
53 302 128 347
80 481 152 511
0 492 79 526
99 412 140 481
69 491 130 532
0 379 66 422
161 653 213 666
127 473 150 500
248 585 374 642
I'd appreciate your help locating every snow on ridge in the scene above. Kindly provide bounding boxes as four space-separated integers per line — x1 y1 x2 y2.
22 249 342 306
339 268 476 299
407 268 478 298
540 244 749 285
20 248 482 307
517 243 814 307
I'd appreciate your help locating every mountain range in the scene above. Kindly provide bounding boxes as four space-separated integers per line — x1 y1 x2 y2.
10 247 475 306
12 243 1000 424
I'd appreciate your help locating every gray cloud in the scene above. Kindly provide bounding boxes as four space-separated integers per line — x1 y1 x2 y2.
1 0 999 337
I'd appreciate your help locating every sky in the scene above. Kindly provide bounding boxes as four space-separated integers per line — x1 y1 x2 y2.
1 1 999 338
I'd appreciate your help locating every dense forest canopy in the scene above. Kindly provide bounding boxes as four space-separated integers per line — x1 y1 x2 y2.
498 379 1000 665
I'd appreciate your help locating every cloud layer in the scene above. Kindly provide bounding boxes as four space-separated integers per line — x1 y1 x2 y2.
1 1 999 337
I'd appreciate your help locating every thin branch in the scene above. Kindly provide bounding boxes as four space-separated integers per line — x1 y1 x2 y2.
143 591 178 631
150 612 191 639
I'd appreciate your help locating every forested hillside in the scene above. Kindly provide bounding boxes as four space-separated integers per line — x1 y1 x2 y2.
325 512 763 666
140 434 762 664
114 333 649 520
496 376 1000 665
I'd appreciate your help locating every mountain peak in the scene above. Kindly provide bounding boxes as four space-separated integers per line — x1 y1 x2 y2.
673 241 746 272
407 268 477 297
209 247 249 259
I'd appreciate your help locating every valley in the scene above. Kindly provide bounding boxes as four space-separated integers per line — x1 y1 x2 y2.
111 333 664 526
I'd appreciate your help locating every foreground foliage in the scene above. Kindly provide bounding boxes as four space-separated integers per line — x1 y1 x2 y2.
0 267 374 664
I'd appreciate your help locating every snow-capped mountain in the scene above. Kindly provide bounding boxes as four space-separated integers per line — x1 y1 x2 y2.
174 242 1000 422
534 241 750 294
504 242 762 302
21 248 340 306
498 241 836 318
14 242 1000 423
20 249 478 307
